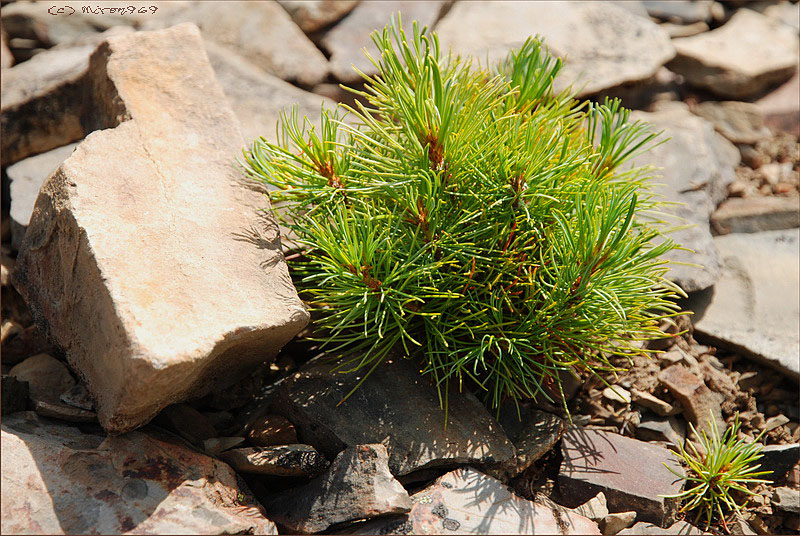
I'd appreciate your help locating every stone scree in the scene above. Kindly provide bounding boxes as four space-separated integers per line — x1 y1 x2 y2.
12 24 309 434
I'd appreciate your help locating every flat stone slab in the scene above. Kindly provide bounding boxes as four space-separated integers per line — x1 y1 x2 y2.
687 229 800 379
711 196 800 234
631 103 740 293
204 40 335 146
435 1 674 97
12 24 309 433
7 143 78 250
669 8 799 99
322 0 446 84
559 427 684 527
497 403 565 475
143 1 328 86
349 467 600 535
218 444 329 478
271 356 515 476
263 444 411 534
1 412 277 534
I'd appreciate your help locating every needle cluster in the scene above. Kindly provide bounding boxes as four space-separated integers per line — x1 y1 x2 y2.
243 18 683 411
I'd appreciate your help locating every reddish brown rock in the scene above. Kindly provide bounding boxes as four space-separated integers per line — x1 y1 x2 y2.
1 412 277 534
12 24 308 434
558 427 684 527
658 364 725 440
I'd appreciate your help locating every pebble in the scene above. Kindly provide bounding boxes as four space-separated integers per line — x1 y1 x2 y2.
603 511 637 536
603 386 632 404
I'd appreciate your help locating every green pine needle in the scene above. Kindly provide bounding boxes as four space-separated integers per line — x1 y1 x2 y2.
242 16 684 414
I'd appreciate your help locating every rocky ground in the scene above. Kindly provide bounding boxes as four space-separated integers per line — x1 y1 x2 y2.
1 1 798 535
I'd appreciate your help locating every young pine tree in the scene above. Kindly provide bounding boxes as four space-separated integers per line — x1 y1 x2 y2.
243 19 684 413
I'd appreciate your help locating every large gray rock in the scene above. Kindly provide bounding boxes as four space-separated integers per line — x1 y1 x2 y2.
687 229 800 379
497 403 565 475
143 1 328 86
322 0 446 83
7 143 78 250
558 427 684 527
348 467 601 535
631 103 740 293
263 444 411 534
278 0 359 33
204 41 335 146
435 1 675 97
669 8 799 99
13 24 309 434
1 412 277 534
271 356 516 476
0 46 91 165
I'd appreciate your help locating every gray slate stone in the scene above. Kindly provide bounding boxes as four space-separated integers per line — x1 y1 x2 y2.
7 143 78 250
497 404 565 475
204 41 335 147
348 467 601 535
143 1 329 86
558 427 684 527
263 444 411 534
631 102 740 293
636 415 685 448
271 356 515 476
760 443 800 482
669 8 799 99
773 487 800 514
435 1 675 97
687 229 800 379
1 412 277 534
322 0 446 84
618 520 705 535
219 444 329 477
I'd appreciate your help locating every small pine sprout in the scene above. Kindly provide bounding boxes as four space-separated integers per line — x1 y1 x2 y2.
664 414 772 531
242 16 684 414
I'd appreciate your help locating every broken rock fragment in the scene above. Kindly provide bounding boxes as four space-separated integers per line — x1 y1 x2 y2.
658 364 725 441
12 24 309 434
559 427 684 527
262 444 411 534
219 444 329 478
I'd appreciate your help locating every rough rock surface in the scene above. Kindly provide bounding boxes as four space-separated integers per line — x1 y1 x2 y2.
688 229 800 379
630 103 740 292
755 71 799 136
12 24 309 433
263 444 411 534
658 364 725 440
435 1 675 97
219 444 329 477
0 46 92 165
7 143 78 250
669 9 799 99
712 196 800 234
322 0 446 83
204 40 335 146
559 427 684 526
618 520 705 535
278 0 359 33
1 412 277 534
143 1 328 86
271 356 515 476
349 467 601 535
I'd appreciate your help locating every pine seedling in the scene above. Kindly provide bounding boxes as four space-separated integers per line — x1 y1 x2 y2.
242 18 684 413
664 414 772 531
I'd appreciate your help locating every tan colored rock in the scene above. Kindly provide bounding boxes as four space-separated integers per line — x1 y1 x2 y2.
1 28 12 69
691 101 770 145
1 412 277 534
658 364 725 440
435 1 675 97
13 24 308 434
755 71 799 136
0 45 91 165
670 9 799 99
712 196 800 234
9 353 75 404
322 0 446 83
144 1 328 86
278 0 359 33
204 41 335 146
